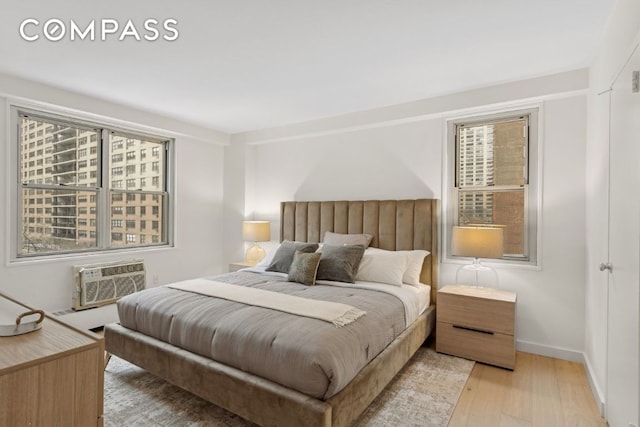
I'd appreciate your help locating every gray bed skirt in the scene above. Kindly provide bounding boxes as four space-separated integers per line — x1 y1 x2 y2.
105 305 435 427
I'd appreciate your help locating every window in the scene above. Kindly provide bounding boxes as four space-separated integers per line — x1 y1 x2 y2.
13 107 173 258
447 108 539 263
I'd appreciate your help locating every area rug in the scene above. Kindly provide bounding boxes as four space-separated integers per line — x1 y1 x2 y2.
103 347 474 427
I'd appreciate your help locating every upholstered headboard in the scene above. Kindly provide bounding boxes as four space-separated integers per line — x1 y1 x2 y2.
280 199 439 304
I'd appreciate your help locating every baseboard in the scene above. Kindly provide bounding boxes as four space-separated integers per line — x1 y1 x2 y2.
582 353 606 417
516 340 606 417
516 339 583 362
51 303 119 330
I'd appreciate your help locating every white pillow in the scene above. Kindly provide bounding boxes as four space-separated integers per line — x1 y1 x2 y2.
255 242 281 267
403 250 430 286
366 248 430 286
355 250 408 286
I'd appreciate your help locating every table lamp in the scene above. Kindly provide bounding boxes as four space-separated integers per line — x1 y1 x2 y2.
451 226 503 286
242 221 271 265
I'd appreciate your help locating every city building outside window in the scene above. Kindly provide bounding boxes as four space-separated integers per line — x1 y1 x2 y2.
447 108 539 264
14 107 173 258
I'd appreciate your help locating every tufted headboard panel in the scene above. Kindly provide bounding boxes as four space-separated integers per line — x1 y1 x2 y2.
280 199 439 304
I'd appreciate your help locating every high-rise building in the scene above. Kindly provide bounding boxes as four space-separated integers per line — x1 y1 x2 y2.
456 119 526 255
19 117 164 255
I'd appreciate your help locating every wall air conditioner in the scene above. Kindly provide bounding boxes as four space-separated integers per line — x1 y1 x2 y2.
73 259 146 311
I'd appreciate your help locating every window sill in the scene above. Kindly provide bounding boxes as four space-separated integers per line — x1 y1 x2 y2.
442 256 542 271
7 244 175 267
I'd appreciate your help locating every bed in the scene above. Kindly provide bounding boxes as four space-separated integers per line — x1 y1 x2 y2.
105 199 439 427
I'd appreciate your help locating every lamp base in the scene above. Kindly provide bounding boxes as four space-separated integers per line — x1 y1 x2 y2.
245 242 266 266
455 258 499 288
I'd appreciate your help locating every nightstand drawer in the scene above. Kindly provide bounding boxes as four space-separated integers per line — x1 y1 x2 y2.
438 291 515 335
437 321 515 369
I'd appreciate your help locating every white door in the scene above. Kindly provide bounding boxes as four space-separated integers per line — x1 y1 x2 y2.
606 44 640 427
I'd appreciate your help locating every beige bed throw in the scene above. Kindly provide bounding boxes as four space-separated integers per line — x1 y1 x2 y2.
167 279 366 327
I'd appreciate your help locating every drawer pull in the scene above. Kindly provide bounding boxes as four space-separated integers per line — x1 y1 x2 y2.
452 324 494 335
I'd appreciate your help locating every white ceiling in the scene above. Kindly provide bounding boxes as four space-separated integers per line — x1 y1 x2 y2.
0 0 616 133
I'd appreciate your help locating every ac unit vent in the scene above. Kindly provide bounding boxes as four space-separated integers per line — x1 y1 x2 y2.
73 259 145 311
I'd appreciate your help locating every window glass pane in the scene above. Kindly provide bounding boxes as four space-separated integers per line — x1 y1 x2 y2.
15 107 172 258
20 188 98 255
110 191 166 246
457 118 526 188
108 134 165 190
19 116 99 187
458 189 525 256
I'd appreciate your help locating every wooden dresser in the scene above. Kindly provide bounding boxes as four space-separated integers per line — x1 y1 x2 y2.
0 293 104 426
436 284 516 369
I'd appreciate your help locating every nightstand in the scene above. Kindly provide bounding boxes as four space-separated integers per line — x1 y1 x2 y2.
229 261 253 272
436 284 516 369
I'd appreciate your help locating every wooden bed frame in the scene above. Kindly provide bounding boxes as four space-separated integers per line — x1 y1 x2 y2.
105 199 439 427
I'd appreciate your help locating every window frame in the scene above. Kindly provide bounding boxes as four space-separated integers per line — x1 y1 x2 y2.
9 104 175 261
444 105 542 268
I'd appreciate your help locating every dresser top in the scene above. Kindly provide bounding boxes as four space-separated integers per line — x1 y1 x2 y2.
0 293 101 373
439 284 516 303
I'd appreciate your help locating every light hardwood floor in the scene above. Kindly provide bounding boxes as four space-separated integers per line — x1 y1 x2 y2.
449 352 606 427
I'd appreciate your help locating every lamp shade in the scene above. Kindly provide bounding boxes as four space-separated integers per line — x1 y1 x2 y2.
242 221 271 242
451 226 503 259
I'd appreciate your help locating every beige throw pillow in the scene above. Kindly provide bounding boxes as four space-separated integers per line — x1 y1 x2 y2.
287 250 322 286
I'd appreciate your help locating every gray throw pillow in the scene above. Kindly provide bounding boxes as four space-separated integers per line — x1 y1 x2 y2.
288 250 322 286
323 231 373 248
316 244 366 283
265 240 319 274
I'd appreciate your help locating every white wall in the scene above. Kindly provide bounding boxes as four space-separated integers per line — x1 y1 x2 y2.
232 70 589 361
0 74 228 322
584 0 640 412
